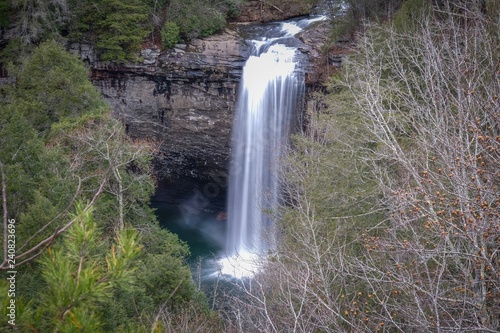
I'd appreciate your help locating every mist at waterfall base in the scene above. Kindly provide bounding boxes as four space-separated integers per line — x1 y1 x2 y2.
154 15 325 280
152 193 226 261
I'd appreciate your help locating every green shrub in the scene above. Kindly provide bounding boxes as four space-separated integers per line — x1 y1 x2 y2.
67 0 150 61
96 0 150 61
166 0 228 41
9 40 107 133
224 0 245 19
161 21 181 49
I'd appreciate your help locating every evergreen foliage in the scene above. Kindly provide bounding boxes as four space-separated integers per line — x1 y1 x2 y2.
7 40 107 133
10 0 70 44
93 0 150 61
161 21 181 49
0 41 218 331
279 81 380 242
2 0 248 60
0 41 106 252
0 0 11 28
165 0 243 41
32 205 141 331
347 0 402 21
392 0 430 31
327 0 405 44
66 0 150 61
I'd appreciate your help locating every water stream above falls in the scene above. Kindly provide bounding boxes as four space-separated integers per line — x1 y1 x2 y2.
154 15 326 280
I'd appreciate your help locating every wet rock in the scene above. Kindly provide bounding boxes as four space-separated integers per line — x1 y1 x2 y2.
297 21 331 59
141 47 161 65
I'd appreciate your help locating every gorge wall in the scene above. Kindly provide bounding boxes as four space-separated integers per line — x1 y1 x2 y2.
72 1 334 210
73 30 251 209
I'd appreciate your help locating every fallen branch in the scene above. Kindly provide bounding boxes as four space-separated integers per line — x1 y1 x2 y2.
260 0 283 13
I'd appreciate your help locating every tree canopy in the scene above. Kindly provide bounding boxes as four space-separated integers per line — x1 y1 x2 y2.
1 0 247 62
0 40 220 331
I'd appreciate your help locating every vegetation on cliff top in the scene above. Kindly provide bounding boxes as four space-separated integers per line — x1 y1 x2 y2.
0 0 247 61
0 0 328 62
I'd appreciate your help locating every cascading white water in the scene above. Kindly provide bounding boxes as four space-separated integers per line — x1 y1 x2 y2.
226 43 298 254
219 19 316 277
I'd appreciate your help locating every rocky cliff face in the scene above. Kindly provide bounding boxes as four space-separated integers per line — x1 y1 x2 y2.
70 29 252 208
70 2 334 209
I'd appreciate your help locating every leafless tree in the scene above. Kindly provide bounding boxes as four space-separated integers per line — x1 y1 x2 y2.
344 1 500 331
222 1 499 332
0 117 157 269
12 0 69 44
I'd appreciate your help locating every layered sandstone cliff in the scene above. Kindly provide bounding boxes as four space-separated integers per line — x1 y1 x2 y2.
68 1 336 208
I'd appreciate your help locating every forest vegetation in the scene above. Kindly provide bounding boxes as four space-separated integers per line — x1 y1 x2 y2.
0 0 246 61
0 0 499 332
0 40 222 331
219 0 500 332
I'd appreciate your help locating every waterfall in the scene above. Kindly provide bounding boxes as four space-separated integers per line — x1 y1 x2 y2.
226 43 299 255
221 20 313 277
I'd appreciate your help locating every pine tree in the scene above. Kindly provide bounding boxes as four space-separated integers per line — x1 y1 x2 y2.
94 0 150 61
31 204 142 332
